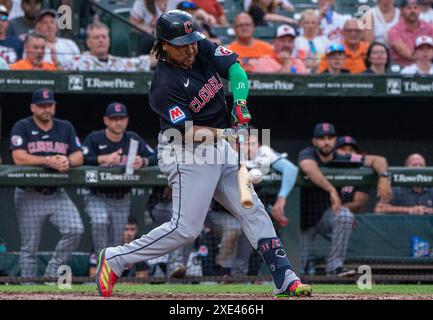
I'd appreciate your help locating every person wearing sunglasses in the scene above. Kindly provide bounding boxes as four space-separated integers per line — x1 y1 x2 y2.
0 4 23 64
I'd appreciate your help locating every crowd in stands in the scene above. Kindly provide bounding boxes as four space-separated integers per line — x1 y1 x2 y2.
1 0 433 74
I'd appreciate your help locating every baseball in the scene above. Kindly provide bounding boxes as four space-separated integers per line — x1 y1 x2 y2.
248 169 263 184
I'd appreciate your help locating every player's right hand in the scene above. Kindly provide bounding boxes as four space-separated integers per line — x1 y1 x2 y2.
46 155 69 172
330 189 342 214
98 149 122 166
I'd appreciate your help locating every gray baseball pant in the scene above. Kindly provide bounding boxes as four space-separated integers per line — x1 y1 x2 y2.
105 136 278 277
300 207 354 273
85 193 130 255
15 188 84 278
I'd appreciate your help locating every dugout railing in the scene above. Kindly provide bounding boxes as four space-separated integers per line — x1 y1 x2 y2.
0 165 432 284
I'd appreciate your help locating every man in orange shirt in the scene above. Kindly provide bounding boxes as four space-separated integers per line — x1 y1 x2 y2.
318 19 368 74
254 24 309 74
227 12 276 73
10 31 57 70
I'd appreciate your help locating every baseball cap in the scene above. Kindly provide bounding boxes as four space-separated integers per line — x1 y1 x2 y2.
105 102 128 118
276 24 296 38
31 88 56 105
177 1 198 11
415 35 433 48
326 43 345 55
400 0 420 8
336 136 358 150
313 123 336 138
0 5 9 16
35 9 57 24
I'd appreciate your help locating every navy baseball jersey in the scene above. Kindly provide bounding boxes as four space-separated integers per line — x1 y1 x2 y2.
298 147 364 231
9 116 82 156
340 186 370 204
149 39 238 131
82 130 156 166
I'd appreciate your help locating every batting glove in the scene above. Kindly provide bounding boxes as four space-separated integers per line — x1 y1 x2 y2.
231 100 251 127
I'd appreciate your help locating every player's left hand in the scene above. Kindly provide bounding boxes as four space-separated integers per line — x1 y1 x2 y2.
231 100 251 127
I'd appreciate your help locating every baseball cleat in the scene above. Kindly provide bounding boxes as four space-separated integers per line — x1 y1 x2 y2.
96 249 118 297
275 280 312 298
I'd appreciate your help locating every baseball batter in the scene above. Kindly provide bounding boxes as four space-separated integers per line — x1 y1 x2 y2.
82 102 156 256
10 88 84 278
96 10 311 297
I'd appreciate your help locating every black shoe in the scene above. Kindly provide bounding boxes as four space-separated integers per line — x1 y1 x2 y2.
327 267 356 277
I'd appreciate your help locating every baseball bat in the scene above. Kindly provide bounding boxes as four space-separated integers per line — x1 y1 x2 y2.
238 133 253 209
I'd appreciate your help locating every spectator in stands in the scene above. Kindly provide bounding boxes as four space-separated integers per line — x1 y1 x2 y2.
34 9 80 69
364 41 391 74
244 0 294 13
254 24 308 74
0 4 23 64
320 43 350 75
6 0 41 40
89 216 150 278
82 102 156 260
375 153 433 215
176 1 220 43
63 22 153 72
248 0 297 27
419 0 433 23
298 123 392 276
193 0 229 26
388 0 433 66
295 9 330 74
10 31 57 70
0 54 7 68
401 35 433 74
227 12 275 73
176 1 217 26
364 0 400 45
315 0 351 42
335 136 370 213
318 19 368 74
130 0 194 34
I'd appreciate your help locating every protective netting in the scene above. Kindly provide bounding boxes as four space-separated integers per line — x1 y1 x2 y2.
0 184 283 283
299 186 433 282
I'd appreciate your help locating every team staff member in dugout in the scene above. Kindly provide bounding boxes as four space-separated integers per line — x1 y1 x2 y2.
9 88 84 279
82 102 156 258
96 10 312 298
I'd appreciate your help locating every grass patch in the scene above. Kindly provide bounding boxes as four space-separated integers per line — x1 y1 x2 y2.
0 284 432 295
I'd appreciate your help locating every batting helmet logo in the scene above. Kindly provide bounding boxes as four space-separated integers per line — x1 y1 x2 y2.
184 21 192 34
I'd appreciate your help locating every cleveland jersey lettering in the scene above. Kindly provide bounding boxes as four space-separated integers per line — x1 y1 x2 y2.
9 116 81 156
149 39 238 130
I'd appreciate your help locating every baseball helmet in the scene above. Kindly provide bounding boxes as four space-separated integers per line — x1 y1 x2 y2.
156 10 205 46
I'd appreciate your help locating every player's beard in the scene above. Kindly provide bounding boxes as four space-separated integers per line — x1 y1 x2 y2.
36 112 53 123
317 145 333 157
